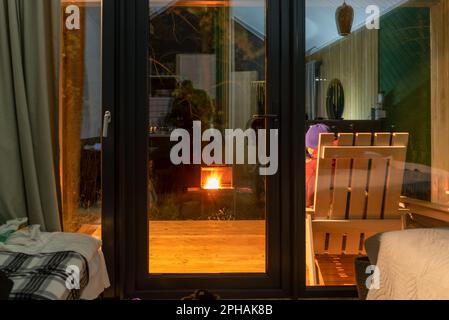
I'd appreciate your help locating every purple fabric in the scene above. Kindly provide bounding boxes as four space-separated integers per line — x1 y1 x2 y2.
306 124 331 149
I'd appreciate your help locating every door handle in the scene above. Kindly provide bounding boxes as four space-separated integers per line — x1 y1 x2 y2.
246 114 279 129
103 111 112 138
252 114 278 120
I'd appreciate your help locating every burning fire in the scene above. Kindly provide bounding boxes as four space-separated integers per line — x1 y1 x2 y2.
200 166 232 190
203 175 221 190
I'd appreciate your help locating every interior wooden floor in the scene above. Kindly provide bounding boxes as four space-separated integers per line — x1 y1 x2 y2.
314 254 357 286
78 220 356 286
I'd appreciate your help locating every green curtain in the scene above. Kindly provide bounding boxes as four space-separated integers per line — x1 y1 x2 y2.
0 0 61 231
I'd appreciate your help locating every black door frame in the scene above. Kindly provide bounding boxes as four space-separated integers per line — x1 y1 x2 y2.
102 0 357 299
101 0 118 299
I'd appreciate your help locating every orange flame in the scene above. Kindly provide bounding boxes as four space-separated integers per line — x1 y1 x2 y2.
204 175 221 190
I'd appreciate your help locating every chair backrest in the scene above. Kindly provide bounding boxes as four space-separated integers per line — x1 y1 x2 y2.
313 132 409 220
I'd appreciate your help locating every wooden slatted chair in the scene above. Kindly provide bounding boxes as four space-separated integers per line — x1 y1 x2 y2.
306 132 409 285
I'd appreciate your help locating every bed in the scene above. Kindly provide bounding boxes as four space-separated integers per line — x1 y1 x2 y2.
365 228 449 300
0 225 110 300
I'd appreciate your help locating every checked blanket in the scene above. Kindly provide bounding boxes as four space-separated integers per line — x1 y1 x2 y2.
0 251 89 300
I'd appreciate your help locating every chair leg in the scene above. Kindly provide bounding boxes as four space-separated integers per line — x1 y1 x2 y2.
315 258 324 285
306 214 317 286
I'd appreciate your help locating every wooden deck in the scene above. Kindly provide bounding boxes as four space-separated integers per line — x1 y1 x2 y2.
78 220 356 285
149 220 266 274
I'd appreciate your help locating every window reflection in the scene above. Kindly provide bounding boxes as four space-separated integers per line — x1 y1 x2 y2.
305 0 449 287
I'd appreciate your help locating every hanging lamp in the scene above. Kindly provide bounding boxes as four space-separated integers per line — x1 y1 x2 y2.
336 1 354 36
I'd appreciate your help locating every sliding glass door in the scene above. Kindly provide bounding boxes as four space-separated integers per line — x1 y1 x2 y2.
58 0 118 297
124 0 295 298
52 0 299 298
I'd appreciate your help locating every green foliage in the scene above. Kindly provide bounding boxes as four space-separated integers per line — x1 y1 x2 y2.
208 207 235 221
149 195 181 221
166 80 214 129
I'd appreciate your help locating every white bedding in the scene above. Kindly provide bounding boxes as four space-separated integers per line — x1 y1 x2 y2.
365 228 449 300
81 249 110 300
0 226 110 299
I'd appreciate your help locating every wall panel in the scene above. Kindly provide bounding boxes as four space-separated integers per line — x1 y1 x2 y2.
308 27 378 120
431 0 449 205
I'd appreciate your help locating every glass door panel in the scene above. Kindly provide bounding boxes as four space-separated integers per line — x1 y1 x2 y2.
305 0 443 288
148 0 268 274
60 0 103 240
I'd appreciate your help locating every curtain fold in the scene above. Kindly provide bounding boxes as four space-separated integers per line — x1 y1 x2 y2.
0 0 61 231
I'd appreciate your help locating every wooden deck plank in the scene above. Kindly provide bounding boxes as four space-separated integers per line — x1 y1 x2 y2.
149 220 266 274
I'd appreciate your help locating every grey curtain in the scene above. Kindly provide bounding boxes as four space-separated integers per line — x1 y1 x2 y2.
305 60 319 120
0 0 61 231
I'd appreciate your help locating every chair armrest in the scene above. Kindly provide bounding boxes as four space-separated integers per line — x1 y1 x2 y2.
306 207 315 215
401 196 449 223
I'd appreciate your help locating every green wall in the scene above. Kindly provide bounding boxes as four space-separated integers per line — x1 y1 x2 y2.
379 7 431 166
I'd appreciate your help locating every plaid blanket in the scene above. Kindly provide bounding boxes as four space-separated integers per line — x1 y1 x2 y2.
0 251 89 300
